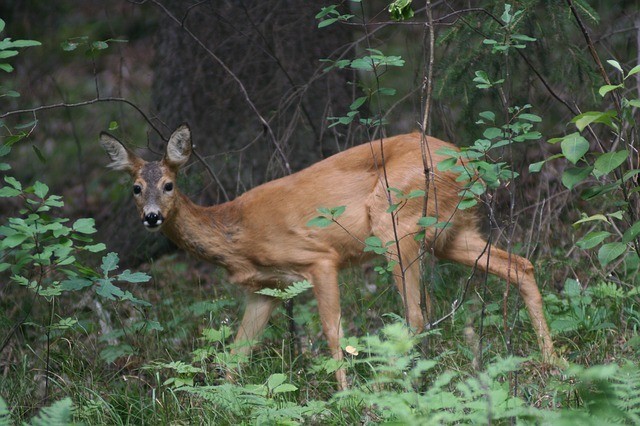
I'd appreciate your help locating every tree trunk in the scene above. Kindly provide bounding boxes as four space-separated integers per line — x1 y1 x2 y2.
151 0 355 202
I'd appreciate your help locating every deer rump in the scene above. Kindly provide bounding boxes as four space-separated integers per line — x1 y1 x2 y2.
100 127 555 390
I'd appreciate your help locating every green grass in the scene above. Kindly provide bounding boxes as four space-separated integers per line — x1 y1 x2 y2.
1 252 640 424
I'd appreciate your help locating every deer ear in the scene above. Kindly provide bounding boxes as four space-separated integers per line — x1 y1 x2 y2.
164 123 192 170
100 132 143 172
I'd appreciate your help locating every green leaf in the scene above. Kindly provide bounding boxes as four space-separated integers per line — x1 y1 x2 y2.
33 181 48 199
120 290 151 307
318 17 338 28
627 99 640 108
267 373 287 391
626 64 640 78
0 50 18 59
388 0 415 21
101 252 119 274
315 5 337 19
45 195 64 208
560 133 590 164
573 213 608 227
32 145 46 164
598 84 623 97
437 157 457 171
8 39 41 48
405 189 425 199
518 113 542 122
60 278 93 291
386 203 399 213
478 111 495 122
330 205 346 218
273 383 298 393
364 236 388 255
457 198 477 210
609 211 623 222
501 3 513 24
57 255 76 266
580 182 618 200
606 59 623 73
572 111 617 132
594 150 627 175
417 216 437 227
482 127 502 139
83 243 106 252
576 231 611 249
4 176 22 190
622 221 640 244
377 87 396 96
91 40 109 50
349 96 367 111
29 398 73 426
201 326 232 343
118 269 151 283
598 242 627 267
96 278 125 300
529 160 545 173
562 166 592 189
511 34 536 42
306 216 333 228
1 233 29 248
72 218 97 234
0 186 20 197
61 41 78 51
256 280 313 301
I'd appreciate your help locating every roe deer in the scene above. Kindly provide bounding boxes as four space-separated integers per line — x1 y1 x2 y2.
100 124 556 389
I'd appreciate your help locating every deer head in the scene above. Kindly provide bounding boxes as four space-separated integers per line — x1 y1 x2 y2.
100 124 192 232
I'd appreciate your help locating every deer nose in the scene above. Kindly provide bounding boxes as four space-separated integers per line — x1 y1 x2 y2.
143 212 163 228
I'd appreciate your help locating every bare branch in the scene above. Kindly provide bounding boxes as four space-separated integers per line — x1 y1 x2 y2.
0 97 167 140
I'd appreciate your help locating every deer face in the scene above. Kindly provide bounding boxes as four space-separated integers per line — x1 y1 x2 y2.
100 124 192 232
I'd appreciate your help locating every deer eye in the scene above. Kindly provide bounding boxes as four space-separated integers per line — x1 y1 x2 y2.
164 182 174 192
133 184 142 195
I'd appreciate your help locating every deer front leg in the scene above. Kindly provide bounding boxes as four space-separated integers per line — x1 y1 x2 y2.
229 291 279 375
310 261 347 390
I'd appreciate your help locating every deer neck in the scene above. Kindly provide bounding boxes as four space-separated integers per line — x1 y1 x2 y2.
160 192 240 267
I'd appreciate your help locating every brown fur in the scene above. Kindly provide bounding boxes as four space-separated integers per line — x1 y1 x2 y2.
100 125 556 389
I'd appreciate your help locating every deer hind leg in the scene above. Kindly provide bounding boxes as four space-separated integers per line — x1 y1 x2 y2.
434 228 555 362
309 260 348 390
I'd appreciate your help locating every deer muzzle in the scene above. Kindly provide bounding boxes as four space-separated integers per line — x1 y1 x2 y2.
143 212 164 231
